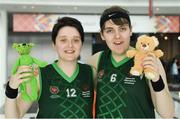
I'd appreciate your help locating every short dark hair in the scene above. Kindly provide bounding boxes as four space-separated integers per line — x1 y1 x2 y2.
51 17 84 44
100 6 131 32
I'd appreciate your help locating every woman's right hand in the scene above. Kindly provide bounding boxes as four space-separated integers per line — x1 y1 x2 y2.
9 66 33 89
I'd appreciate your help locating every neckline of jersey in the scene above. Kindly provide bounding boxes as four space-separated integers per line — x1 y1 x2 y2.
111 54 131 68
52 62 79 83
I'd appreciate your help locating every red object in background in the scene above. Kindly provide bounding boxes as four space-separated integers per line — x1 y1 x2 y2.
155 16 180 33
13 14 55 32
149 0 153 18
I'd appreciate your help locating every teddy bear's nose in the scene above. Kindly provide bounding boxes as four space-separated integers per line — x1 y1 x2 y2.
142 44 146 47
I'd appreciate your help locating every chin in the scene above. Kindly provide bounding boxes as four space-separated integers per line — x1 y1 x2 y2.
113 49 124 54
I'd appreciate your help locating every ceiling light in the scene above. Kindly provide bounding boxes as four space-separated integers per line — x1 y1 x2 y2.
156 7 159 11
178 36 180 40
164 36 168 40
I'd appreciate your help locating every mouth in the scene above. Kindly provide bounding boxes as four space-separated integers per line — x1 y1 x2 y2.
141 46 148 51
113 41 124 46
65 50 75 54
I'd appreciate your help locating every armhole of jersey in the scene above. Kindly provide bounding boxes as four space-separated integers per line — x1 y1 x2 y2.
90 65 94 81
37 67 42 101
97 51 103 72
145 76 150 86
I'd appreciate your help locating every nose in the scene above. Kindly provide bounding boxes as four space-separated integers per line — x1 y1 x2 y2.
114 30 120 38
22 43 26 46
68 40 73 47
142 44 146 47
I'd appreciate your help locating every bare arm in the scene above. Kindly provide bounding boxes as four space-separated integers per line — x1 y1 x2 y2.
5 95 33 118
5 66 39 118
143 55 175 118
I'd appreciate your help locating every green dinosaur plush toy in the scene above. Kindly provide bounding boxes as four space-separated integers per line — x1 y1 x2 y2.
12 43 48 102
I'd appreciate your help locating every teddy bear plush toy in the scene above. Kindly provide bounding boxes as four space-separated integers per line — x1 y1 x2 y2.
126 35 164 79
12 43 48 101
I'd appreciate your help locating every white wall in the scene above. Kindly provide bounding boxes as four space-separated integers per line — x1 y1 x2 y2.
0 11 7 110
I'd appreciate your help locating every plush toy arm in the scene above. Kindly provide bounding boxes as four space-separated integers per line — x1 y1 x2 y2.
32 57 48 67
11 58 20 74
153 50 164 58
126 50 137 58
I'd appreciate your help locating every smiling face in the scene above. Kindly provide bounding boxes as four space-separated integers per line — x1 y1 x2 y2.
53 26 82 62
101 20 132 55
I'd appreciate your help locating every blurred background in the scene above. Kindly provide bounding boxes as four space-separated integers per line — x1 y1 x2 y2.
0 0 180 118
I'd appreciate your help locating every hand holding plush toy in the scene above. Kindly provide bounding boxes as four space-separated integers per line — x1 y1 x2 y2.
12 43 48 101
126 35 164 79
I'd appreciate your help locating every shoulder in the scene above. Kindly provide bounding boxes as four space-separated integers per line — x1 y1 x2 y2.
86 51 104 69
78 63 97 79
39 64 52 72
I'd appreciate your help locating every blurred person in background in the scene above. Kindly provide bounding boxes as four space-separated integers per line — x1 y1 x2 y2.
171 57 180 83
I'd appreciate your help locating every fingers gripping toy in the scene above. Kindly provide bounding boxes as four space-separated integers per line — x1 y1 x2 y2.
12 43 48 101
126 35 164 79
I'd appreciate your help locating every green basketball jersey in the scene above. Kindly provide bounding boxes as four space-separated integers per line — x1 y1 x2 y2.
96 50 155 118
37 62 94 118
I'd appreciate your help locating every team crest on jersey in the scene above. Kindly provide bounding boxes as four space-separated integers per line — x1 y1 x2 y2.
49 86 60 99
82 84 89 91
97 69 105 82
82 84 91 97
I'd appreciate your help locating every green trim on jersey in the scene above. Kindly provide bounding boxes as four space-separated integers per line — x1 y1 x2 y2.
52 62 79 83
111 54 131 68
96 49 155 118
37 62 94 118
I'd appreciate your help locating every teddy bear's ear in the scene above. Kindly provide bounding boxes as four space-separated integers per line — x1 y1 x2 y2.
137 35 146 41
151 36 159 47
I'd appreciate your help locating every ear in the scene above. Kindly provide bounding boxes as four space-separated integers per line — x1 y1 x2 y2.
151 36 159 47
100 31 105 41
12 43 18 48
137 35 146 40
29 43 34 47
52 43 56 50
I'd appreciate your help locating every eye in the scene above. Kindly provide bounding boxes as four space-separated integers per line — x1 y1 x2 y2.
104 29 114 33
59 38 66 42
119 27 127 32
74 38 80 43
106 29 113 33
